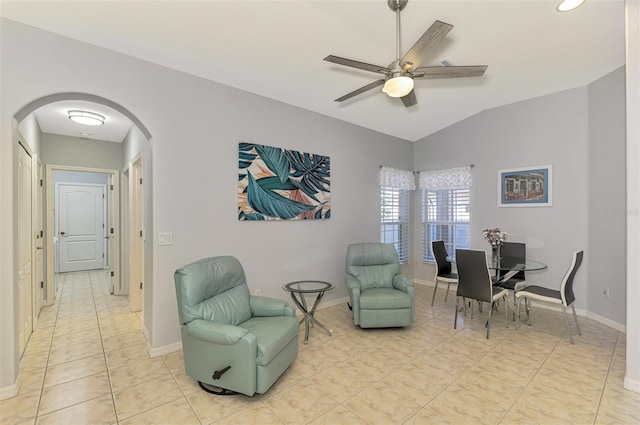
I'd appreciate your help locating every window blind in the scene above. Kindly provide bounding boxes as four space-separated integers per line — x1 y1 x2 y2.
422 188 470 263
380 187 410 265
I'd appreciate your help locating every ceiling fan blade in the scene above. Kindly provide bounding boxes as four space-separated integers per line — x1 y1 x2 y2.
401 89 417 108
324 55 391 75
400 20 453 71
334 79 385 102
413 65 488 79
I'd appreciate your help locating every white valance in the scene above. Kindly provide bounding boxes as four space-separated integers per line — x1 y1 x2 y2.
379 166 416 190
418 166 473 190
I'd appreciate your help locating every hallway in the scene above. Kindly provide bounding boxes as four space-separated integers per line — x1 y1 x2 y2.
0 270 178 424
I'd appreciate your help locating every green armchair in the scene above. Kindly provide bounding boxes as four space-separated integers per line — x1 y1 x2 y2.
174 256 299 396
345 243 415 328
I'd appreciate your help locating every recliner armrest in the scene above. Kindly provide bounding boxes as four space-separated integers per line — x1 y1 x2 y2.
346 275 362 291
250 295 295 317
393 274 413 292
186 319 249 345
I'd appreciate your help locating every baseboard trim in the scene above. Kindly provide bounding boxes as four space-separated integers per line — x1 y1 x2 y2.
142 287 627 359
585 311 626 333
413 279 438 288
317 296 350 310
623 377 640 393
0 371 21 401
142 324 149 341
147 341 182 358
412 279 627 332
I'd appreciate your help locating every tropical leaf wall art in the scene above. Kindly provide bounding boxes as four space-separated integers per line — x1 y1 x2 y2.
238 142 331 221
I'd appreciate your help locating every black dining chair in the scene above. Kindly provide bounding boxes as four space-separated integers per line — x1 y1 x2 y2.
430 240 458 306
515 250 584 344
494 242 527 316
496 242 527 288
454 249 509 339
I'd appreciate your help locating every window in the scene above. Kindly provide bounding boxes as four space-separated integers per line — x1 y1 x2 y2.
380 187 410 265
422 188 470 262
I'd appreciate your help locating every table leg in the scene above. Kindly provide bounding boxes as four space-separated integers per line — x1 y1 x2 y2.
289 291 332 344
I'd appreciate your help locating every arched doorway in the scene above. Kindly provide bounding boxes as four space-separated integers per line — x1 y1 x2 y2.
13 92 152 354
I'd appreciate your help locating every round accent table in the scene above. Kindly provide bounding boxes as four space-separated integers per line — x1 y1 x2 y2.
282 280 334 344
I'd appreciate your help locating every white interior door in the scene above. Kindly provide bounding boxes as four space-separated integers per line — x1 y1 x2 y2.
58 183 106 272
18 143 33 355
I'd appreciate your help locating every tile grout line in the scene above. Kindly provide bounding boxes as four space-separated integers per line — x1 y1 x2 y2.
87 270 121 425
31 272 65 423
591 330 620 425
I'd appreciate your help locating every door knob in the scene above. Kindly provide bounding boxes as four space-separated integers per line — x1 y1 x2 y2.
60 231 66 236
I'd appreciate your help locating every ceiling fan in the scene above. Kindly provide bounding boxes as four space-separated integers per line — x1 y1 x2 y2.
324 0 488 107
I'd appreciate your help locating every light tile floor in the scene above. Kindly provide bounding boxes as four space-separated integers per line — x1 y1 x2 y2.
1 270 639 424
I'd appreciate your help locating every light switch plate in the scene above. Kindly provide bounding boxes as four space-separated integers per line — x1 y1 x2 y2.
158 232 173 246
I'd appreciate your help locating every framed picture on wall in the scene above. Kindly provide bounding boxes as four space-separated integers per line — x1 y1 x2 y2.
498 165 552 207
238 142 331 220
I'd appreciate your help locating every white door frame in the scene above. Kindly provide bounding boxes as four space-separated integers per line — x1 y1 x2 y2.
128 155 144 312
18 140 34 355
45 164 120 305
33 156 44 327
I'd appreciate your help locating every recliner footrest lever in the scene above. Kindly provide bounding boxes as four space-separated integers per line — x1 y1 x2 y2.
212 365 231 380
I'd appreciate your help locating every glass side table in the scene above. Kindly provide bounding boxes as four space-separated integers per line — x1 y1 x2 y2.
282 280 334 344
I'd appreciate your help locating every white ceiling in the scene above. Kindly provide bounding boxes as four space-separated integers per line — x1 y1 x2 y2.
34 101 133 143
1 0 626 142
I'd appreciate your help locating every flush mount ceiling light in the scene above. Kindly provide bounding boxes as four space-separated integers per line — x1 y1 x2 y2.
68 110 105 126
557 0 585 12
381 75 414 98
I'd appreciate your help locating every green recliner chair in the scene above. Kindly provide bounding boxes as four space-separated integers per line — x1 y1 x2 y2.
345 243 415 328
174 256 299 396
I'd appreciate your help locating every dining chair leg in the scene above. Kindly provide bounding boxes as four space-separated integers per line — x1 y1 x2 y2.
504 296 508 328
430 280 439 306
454 296 460 329
562 305 575 344
525 298 531 326
444 282 451 302
486 301 493 339
515 297 521 330
571 303 582 335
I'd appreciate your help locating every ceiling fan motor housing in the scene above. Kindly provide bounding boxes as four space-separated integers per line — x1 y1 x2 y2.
388 0 408 12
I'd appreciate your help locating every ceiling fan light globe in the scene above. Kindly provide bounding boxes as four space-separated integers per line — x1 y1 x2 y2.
382 76 414 98
557 0 585 12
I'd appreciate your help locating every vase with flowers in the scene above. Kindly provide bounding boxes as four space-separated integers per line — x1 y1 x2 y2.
482 228 507 264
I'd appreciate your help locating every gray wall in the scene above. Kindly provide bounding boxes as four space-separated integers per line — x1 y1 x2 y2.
412 68 626 326
40 133 124 170
17 113 41 154
0 17 413 389
587 67 627 324
0 16 630 392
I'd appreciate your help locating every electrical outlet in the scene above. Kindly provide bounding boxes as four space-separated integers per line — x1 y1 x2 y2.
603 287 610 298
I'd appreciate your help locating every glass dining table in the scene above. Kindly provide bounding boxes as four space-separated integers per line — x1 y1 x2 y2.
446 254 547 275
446 251 547 321
489 256 547 284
